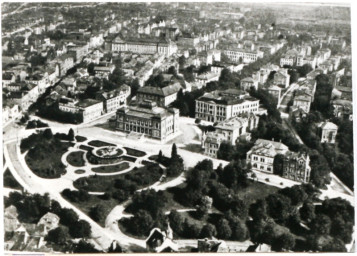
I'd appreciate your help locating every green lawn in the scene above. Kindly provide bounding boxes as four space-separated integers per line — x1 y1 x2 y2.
4 168 22 190
123 147 146 157
88 140 116 147
25 140 73 179
236 180 279 205
74 169 86 174
69 195 120 227
92 162 130 173
73 163 163 192
75 135 87 142
66 151 86 167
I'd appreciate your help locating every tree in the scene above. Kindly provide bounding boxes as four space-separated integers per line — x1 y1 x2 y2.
278 185 308 206
217 142 235 161
68 128 75 141
273 154 284 176
89 204 105 222
230 219 249 241
216 218 232 240
195 195 212 218
299 201 316 223
266 194 292 223
87 63 95 76
130 78 140 97
310 214 331 235
178 55 186 69
59 208 79 227
43 128 53 140
171 143 178 159
73 239 99 253
70 220 92 238
168 210 184 235
167 66 177 76
272 233 296 252
200 224 217 238
46 226 68 244
158 150 163 162
130 210 154 236
249 199 268 220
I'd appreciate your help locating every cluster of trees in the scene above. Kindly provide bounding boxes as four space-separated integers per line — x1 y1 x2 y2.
37 102 83 124
251 115 304 152
311 74 334 118
293 105 353 189
5 192 93 248
217 139 255 161
20 129 74 178
248 184 353 252
158 144 185 177
121 189 169 236
25 119 49 129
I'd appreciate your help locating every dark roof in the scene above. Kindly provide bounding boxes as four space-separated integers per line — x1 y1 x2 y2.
138 83 181 97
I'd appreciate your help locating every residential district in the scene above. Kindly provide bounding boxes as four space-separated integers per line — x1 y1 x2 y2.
2 2 354 254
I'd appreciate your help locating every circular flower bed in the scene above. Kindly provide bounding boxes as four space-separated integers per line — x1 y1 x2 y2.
93 146 124 158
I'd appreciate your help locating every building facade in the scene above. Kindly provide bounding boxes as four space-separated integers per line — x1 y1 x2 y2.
246 139 289 174
318 121 338 143
111 36 177 57
195 89 260 122
114 101 179 142
203 113 259 158
282 152 311 183
136 83 181 107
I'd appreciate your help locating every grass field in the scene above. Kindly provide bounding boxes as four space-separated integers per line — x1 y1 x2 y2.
123 147 146 157
92 162 130 173
66 151 86 167
4 168 22 190
88 140 116 147
69 195 120 227
25 141 73 179
236 180 279 204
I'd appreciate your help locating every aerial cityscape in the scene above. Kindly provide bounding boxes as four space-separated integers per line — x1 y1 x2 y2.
2 1 354 254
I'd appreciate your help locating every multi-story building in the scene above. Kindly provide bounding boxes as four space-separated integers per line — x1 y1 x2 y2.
59 98 103 123
280 55 295 67
293 94 313 113
195 72 220 87
96 85 131 113
241 77 259 91
223 48 263 64
67 42 89 62
267 85 282 102
202 113 259 158
195 89 260 122
94 64 115 79
318 121 338 144
111 36 177 57
136 83 181 107
246 139 289 174
274 69 290 88
282 152 311 183
114 100 179 142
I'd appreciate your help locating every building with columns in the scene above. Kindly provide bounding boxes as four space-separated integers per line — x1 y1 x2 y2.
114 100 179 142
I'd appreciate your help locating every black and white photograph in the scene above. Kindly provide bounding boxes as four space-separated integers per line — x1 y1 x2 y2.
1 1 355 254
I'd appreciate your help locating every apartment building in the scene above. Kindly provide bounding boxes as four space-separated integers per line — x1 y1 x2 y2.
136 83 181 107
246 139 289 174
111 36 178 57
195 89 260 122
203 113 259 158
